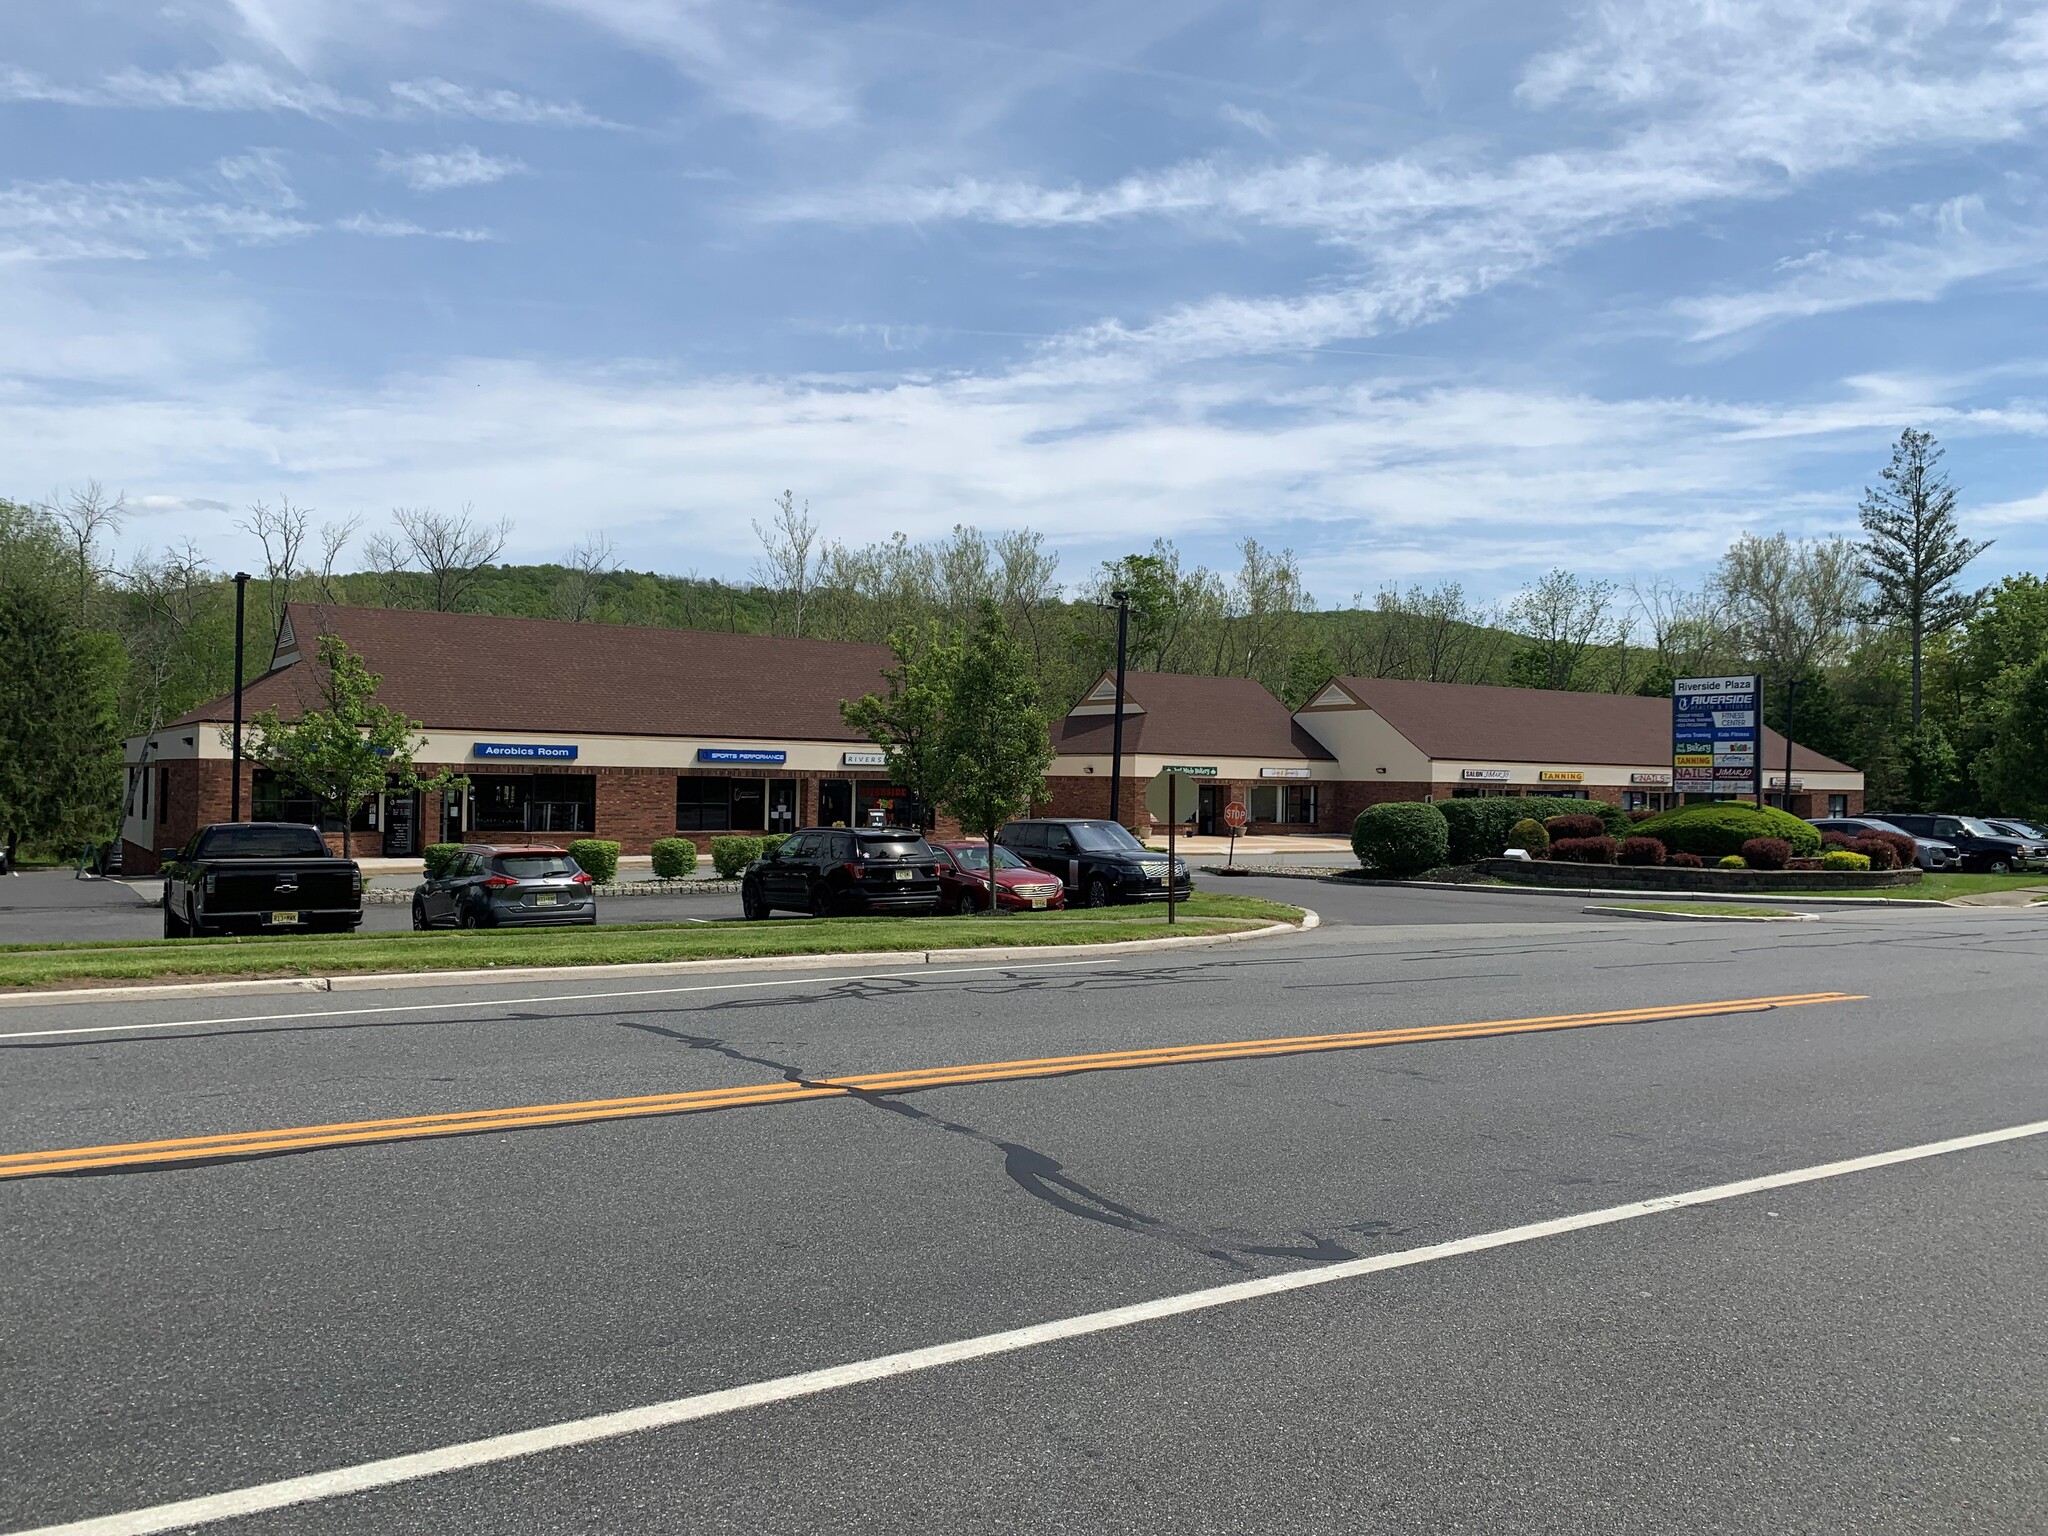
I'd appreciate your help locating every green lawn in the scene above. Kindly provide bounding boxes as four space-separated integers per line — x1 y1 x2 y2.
0 892 1306 990
1859 872 2048 901
1605 902 1805 918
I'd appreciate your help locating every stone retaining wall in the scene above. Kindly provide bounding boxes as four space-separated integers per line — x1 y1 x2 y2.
1474 859 1921 893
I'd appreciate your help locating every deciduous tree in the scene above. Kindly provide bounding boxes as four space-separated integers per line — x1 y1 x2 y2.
940 600 1055 898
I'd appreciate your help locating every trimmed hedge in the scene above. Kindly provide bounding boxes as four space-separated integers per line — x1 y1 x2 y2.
1740 837 1793 871
1717 854 1747 869
650 838 697 879
1823 849 1872 871
759 834 787 860
1352 802 1451 877
422 843 464 879
1545 813 1606 841
1549 834 1618 864
1631 803 1822 860
567 839 620 884
1618 836 1666 866
1436 796 1630 864
709 835 765 879
1851 836 1901 871
1506 817 1549 855
1669 851 1703 868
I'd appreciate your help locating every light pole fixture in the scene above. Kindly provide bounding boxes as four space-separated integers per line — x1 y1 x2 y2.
1107 588 1130 824
230 572 250 823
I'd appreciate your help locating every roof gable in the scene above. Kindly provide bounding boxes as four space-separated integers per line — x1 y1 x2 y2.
1053 671 1333 760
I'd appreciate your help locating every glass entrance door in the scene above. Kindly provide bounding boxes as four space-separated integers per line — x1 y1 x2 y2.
1197 784 1221 837
383 791 420 857
818 778 852 827
767 779 798 834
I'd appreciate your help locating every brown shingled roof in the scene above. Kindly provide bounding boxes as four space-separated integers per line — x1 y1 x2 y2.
1325 676 1859 773
1051 671 1333 760
170 603 894 741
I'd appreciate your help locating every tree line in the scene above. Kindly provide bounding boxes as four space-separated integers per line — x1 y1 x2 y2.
4 425 2042 861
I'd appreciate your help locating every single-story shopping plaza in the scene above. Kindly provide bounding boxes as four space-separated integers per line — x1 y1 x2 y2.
121 603 1863 871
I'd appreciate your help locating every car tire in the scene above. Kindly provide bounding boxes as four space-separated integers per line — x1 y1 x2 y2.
955 891 981 915
809 884 834 919
1085 875 1113 908
164 898 188 938
741 883 768 921
459 904 480 930
186 900 212 938
412 899 429 931
1989 856 2013 874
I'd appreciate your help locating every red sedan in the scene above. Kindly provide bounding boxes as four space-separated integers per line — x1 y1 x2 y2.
931 842 1067 914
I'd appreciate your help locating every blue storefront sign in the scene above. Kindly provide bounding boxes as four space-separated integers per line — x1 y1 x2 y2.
1672 675 1760 798
697 747 788 765
473 742 579 761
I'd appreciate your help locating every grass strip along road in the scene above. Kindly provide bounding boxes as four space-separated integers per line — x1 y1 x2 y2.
0 991 1859 1180
0 893 1302 991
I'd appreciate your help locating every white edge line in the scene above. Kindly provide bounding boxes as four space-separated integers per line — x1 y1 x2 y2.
16 1116 2046 1536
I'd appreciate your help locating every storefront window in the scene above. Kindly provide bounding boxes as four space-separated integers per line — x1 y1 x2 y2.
253 769 384 833
675 776 765 832
1284 784 1318 824
474 773 595 833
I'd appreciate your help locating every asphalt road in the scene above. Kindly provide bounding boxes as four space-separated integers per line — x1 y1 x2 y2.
4 902 2045 1532
0 867 1599 943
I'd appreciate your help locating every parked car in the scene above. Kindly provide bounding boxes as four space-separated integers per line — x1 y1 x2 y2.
161 821 362 938
1866 813 2048 873
996 818 1193 907
931 841 1067 914
1985 818 2048 843
1807 817 1960 872
740 826 942 919
413 845 597 929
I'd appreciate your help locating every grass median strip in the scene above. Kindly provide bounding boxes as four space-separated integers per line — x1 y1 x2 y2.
0 893 1304 991
0 991 1860 1180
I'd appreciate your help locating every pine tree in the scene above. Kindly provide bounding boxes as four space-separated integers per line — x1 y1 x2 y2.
0 584 124 870
1857 429 1992 730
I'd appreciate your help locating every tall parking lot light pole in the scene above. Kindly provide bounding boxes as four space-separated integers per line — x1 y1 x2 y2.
1782 676 1797 813
230 572 250 823
1108 589 1130 824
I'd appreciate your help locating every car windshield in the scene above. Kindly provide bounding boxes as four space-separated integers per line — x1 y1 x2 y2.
1069 822 1146 852
856 834 931 859
195 824 328 859
497 854 578 879
1948 817 2000 838
950 846 1029 871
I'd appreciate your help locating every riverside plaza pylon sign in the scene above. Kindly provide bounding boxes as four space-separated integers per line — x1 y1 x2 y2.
1673 675 1761 800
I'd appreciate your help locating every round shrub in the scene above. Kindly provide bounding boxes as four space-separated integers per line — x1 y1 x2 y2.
758 834 787 860
422 842 464 879
708 835 763 879
1857 829 1914 868
1850 835 1901 871
1822 849 1872 871
1717 854 1748 869
1740 837 1793 871
1629 808 1655 823
1438 796 1628 863
1618 836 1667 866
1544 813 1606 841
1669 851 1704 868
1820 830 1855 850
1506 817 1549 855
651 837 697 879
1352 802 1451 878
1549 835 1619 864
566 838 621 885
1632 803 1822 859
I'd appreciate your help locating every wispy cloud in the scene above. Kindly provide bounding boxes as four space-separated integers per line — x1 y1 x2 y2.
377 145 526 193
214 147 300 208
1219 103 1276 140
0 175 316 261
0 63 613 127
333 213 494 241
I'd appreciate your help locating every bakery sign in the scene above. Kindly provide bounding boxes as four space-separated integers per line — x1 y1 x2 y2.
1460 768 1511 781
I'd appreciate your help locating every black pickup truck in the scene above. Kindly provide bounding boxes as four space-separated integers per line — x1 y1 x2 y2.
160 822 363 937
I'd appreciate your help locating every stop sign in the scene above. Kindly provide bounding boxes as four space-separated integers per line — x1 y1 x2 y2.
1223 800 1249 829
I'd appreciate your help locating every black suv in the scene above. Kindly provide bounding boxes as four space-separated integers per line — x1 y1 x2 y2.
996 818 1192 907
741 827 942 918
1867 813 2048 873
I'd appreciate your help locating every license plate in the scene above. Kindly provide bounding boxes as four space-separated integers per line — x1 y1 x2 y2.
1030 897 1046 909
894 869 913 881
535 893 557 905
270 910 299 925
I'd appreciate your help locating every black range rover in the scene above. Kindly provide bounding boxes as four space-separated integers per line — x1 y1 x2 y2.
996 818 1192 907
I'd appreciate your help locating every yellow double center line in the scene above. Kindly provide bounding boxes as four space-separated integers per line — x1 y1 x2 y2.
0 992 1860 1181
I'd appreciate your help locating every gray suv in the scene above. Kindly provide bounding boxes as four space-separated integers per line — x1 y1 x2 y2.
1808 817 1959 871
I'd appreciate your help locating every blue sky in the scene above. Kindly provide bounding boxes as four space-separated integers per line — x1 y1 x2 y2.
4 0 2045 606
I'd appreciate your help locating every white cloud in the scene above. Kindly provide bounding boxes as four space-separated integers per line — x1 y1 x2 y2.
214 147 300 208
377 145 526 193
333 213 493 241
1219 103 1276 140
0 175 315 261
0 63 611 127
1675 196 2048 339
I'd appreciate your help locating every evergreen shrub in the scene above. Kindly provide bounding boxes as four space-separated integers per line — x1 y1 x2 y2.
651 837 697 879
423 843 464 879
1632 803 1822 859
1352 802 1451 877
567 839 620 884
1822 849 1872 871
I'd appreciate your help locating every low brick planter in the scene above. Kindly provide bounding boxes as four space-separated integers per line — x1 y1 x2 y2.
1475 859 1922 893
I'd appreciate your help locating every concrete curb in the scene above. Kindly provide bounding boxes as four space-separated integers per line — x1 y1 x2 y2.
1325 873 1952 909
1582 905 1818 924
0 909 1318 1009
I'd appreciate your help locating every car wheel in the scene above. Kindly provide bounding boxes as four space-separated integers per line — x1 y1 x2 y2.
1085 875 1113 908
955 890 981 915
411 899 429 931
459 904 480 930
1990 856 2013 874
186 900 212 938
741 883 768 921
809 884 834 919
164 898 188 938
